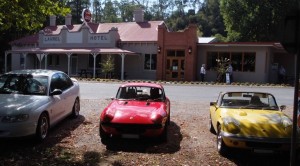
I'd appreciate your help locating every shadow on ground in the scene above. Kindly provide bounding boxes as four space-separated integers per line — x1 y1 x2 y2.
224 148 300 166
101 121 182 154
0 115 85 164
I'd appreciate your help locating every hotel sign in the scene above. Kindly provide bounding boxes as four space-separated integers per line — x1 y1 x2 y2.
43 36 62 44
88 34 110 43
82 9 92 23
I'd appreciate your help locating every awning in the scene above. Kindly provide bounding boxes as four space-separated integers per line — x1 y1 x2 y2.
6 47 137 55
4 47 138 79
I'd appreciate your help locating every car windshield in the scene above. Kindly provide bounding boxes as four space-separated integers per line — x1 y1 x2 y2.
116 86 164 101
0 74 48 96
220 92 279 110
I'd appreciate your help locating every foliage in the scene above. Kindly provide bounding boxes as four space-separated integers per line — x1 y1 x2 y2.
102 0 121 23
197 0 226 37
215 57 230 82
220 0 297 42
100 55 115 78
66 0 90 24
0 0 70 32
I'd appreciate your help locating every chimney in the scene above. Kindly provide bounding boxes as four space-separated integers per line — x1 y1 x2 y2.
133 8 144 22
50 15 56 26
65 14 72 26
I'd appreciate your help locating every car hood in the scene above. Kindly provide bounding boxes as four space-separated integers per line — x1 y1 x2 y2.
223 109 292 137
107 100 166 124
0 94 49 115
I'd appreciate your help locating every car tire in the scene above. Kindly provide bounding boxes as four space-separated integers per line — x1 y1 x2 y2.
36 113 49 142
167 113 171 126
217 125 228 156
209 116 216 134
71 98 80 118
99 124 110 144
158 126 168 143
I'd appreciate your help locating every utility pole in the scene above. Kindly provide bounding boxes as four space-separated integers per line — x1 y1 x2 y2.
281 3 300 166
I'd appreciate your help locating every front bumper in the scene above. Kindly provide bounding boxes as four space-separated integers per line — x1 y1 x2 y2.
221 131 298 151
100 122 165 137
0 121 37 138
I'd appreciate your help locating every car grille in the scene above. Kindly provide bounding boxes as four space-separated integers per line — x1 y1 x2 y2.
101 123 163 134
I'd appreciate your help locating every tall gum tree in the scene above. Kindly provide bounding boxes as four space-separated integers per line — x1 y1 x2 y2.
220 0 295 42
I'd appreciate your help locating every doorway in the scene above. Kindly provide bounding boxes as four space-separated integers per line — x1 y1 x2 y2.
70 55 78 76
165 50 185 81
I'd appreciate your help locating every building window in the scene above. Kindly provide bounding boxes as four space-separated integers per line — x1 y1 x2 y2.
243 52 255 72
89 55 102 68
144 54 157 70
207 52 256 72
48 54 60 66
167 50 185 57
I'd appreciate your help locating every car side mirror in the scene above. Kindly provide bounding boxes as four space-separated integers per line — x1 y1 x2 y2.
210 101 217 107
50 89 62 96
110 97 115 100
280 105 286 111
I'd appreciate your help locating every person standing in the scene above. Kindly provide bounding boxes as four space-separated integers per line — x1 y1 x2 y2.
278 65 286 84
200 64 206 82
227 63 233 83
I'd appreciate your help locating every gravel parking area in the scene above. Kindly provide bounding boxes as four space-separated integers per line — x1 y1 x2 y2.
0 98 298 165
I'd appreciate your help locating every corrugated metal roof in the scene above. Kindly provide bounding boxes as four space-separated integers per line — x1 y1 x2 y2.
10 21 164 45
7 47 137 54
92 21 163 42
198 37 217 43
9 34 39 45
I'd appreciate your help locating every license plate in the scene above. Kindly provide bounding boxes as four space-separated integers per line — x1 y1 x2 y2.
122 134 139 139
253 149 274 154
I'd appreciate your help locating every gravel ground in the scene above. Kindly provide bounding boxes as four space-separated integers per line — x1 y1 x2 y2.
0 98 299 166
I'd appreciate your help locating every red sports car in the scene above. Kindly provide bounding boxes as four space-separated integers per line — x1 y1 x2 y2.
99 82 170 143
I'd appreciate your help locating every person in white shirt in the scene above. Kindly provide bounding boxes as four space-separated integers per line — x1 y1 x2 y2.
227 63 233 83
200 64 206 82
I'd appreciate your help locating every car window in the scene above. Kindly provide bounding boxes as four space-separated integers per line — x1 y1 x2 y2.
0 75 6 88
116 86 164 100
50 73 73 92
221 92 278 109
0 74 47 95
26 76 48 95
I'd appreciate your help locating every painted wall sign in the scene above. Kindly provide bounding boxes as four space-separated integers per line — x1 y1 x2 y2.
82 9 92 23
43 36 62 44
88 34 111 43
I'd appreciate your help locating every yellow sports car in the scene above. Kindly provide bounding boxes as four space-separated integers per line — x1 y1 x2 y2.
209 92 296 155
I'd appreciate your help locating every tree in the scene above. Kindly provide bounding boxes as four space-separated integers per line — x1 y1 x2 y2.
92 0 103 23
197 0 226 39
220 0 296 42
0 0 70 32
66 0 91 24
102 0 120 23
119 0 137 22
100 55 115 79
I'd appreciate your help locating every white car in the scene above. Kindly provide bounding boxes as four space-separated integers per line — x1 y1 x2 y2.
0 69 80 141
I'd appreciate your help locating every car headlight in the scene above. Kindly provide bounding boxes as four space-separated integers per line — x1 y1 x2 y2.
223 117 240 134
2 114 29 123
101 109 115 123
151 113 164 124
282 116 292 128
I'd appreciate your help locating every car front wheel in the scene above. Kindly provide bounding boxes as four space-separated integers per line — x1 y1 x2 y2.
99 125 110 144
36 113 49 141
209 116 216 134
71 98 80 118
217 125 228 156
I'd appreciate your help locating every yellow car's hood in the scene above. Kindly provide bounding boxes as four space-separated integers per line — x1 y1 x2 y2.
222 108 292 138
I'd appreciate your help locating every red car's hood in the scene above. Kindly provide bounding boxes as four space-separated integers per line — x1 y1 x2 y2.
107 100 166 124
